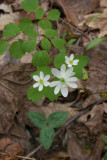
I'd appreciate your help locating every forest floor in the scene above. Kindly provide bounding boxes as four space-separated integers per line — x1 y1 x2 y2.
0 0 107 160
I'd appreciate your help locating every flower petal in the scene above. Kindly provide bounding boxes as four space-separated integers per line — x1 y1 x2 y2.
50 81 60 87
44 75 50 81
33 75 39 81
66 82 77 88
38 84 43 91
61 64 66 77
66 67 73 76
40 71 44 79
54 84 61 94
65 56 69 64
43 81 50 86
51 68 61 78
69 77 78 81
68 64 72 68
70 54 74 60
33 83 40 88
73 59 79 65
61 87 68 97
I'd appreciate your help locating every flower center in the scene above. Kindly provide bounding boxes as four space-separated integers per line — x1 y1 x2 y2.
61 78 65 82
69 60 73 64
39 79 44 84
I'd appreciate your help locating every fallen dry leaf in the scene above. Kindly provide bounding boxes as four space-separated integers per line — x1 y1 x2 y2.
67 130 105 160
78 103 107 134
51 0 99 27
0 4 19 31
79 0 107 37
0 137 24 160
67 130 89 160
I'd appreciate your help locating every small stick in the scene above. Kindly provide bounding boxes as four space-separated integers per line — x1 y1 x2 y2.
0 152 36 160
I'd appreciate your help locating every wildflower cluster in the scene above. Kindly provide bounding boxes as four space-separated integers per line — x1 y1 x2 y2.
32 54 79 97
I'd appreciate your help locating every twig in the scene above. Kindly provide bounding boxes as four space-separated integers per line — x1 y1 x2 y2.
0 152 36 160
60 18 81 33
22 98 106 160
0 81 17 96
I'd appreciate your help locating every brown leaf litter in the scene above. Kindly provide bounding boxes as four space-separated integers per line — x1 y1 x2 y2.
79 0 107 37
67 130 105 160
50 0 99 28
0 137 24 160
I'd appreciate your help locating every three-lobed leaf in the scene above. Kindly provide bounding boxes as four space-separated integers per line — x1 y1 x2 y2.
51 38 66 49
38 20 52 30
47 9 60 20
19 18 38 38
36 8 44 19
3 23 20 38
40 127 55 150
32 50 50 67
41 38 51 51
22 40 36 53
9 40 25 59
48 111 68 128
21 0 38 12
0 39 8 55
44 29 58 38
28 112 47 128
86 37 106 50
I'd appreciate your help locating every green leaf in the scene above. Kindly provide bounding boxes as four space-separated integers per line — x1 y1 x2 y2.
82 68 89 80
54 52 67 69
31 66 52 78
41 38 51 51
32 50 50 67
3 23 20 38
21 0 38 12
9 40 25 59
89 14 102 23
27 86 44 102
67 39 77 46
0 39 8 55
59 48 66 54
44 86 61 101
73 66 83 79
51 38 66 49
73 55 89 79
103 145 107 150
44 29 58 38
19 18 38 38
48 111 68 128
28 112 47 128
47 9 60 20
104 152 107 160
86 37 106 50
22 40 36 53
74 55 89 68
40 127 55 149
61 32 67 39
102 135 107 144
38 20 52 30
36 8 44 19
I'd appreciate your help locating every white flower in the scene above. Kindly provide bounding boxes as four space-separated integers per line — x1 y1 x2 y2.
65 54 79 67
50 64 78 97
33 71 50 91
